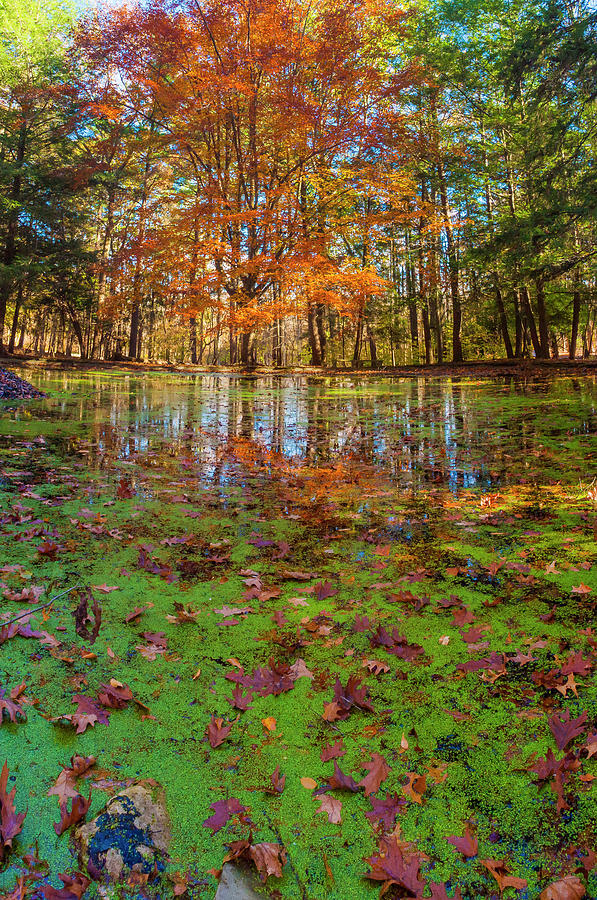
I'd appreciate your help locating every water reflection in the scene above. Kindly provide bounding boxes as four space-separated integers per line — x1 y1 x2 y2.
3 371 597 494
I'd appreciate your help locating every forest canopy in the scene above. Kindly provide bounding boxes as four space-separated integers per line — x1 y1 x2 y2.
0 0 596 366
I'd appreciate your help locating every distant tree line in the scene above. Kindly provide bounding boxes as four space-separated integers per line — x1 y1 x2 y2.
1 0 596 366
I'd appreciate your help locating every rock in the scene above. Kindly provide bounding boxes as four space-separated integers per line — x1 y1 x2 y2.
215 863 265 899
75 781 170 884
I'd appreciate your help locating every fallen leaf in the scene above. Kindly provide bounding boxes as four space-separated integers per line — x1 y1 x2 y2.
202 798 248 834
540 876 586 900
42 872 90 900
206 716 233 748
54 792 91 836
0 761 26 859
481 858 528 893
300 777 317 790
446 825 478 858
315 794 342 824
358 753 390 797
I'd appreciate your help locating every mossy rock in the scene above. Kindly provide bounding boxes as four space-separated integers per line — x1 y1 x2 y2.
75 781 170 884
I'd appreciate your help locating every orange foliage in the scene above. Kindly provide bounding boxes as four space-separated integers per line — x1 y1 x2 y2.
77 0 422 348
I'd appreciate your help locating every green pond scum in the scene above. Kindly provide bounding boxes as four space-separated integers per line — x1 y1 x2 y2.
0 370 596 899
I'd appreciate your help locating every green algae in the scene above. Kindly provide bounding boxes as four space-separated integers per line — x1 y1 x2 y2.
1 371 597 899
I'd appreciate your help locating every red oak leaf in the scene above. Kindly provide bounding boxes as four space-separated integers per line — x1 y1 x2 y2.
226 685 253 710
481 858 528 893
323 760 361 793
365 836 425 897
48 756 96 805
321 739 345 762
364 793 404 830
0 683 27 724
358 753 390 797
0 761 26 859
428 885 464 900
548 709 588 751
63 695 110 734
202 798 248 834
42 873 90 900
446 824 478 858
269 765 286 794
96 682 133 709
54 793 91 836
206 716 233 748
248 842 287 882
315 794 342 824
539 875 586 900
313 580 337 602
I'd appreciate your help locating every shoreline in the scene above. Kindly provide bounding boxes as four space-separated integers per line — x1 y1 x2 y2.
2 353 597 379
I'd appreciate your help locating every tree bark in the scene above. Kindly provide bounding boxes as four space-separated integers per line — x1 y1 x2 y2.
307 303 321 365
0 121 27 350
534 279 550 359
495 285 514 358
8 284 23 354
190 317 198 364
570 286 581 359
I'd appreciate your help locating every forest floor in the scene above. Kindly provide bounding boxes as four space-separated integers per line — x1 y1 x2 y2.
0 370 596 900
3 353 597 380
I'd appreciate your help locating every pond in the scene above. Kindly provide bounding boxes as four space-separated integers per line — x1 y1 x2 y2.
1 370 596 900
3 370 597 492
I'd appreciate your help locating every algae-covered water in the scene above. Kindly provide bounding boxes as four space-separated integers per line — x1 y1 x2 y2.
1 371 596 899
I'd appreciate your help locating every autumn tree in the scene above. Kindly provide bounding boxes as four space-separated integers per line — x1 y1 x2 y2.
77 0 421 365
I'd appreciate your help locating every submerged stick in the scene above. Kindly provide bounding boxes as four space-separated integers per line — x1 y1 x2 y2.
1 584 81 628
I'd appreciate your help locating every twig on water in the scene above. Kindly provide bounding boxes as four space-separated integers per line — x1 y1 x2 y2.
1 585 81 628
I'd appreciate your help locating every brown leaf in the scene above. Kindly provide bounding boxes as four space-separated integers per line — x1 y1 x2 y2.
48 755 96 805
540 876 586 900
362 658 390 675
54 792 91 836
269 765 285 794
315 794 342 824
42 872 90 900
548 709 588 751
320 739 345 762
97 681 133 709
0 683 27 725
206 716 232 748
0 761 27 858
446 825 478 858
365 835 425 897
358 753 390 797
403 772 427 804
248 842 287 882
300 777 317 790
481 858 528 893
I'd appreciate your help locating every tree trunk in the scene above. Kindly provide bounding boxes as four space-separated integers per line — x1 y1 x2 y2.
520 286 541 358
0 123 27 349
570 287 581 360
8 284 23 354
432 95 463 363
404 229 419 361
513 291 523 357
190 317 198 364
422 307 432 364
352 313 364 368
367 322 378 368
534 279 550 359
307 304 321 365
315 303 327 365
240 331 251 367
495 284 514 358
128 301 140 358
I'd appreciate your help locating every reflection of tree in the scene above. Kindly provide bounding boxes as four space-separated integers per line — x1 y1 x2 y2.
37 371 597 497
